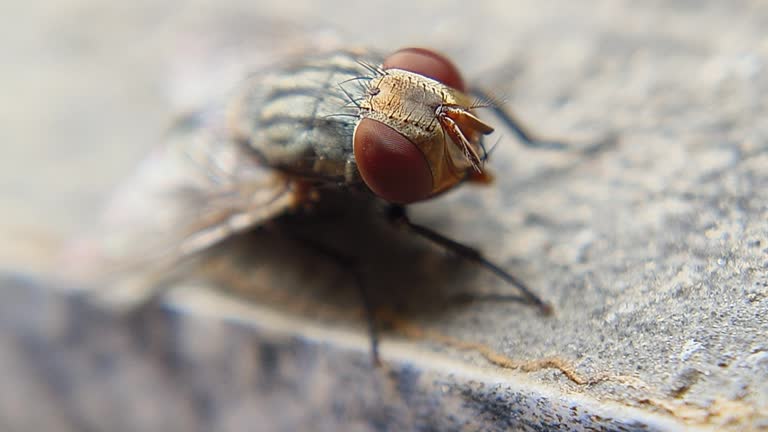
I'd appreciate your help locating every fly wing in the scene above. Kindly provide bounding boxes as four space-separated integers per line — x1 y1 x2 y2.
63 107 297 308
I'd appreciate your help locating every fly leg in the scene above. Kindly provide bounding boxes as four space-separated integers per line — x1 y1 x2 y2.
387 204 552 315
470 87 617 154
284 234 381 366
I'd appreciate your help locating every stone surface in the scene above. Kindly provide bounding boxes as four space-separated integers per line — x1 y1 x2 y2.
0 274 694 432
1 1 767 431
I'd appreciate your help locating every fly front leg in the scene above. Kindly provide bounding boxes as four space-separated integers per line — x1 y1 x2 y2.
470 87 617 154
386 205 552 314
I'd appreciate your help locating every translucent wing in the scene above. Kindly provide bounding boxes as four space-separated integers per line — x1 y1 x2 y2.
59 26 360 308
64 107 297 308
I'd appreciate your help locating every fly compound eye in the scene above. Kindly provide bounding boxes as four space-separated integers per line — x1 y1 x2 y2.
353 118 434 204
383 47 465 91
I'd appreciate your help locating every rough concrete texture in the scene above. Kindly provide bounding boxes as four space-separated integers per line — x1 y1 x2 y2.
2 0 767 431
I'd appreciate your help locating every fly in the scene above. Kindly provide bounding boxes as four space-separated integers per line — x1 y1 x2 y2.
71 47 587 364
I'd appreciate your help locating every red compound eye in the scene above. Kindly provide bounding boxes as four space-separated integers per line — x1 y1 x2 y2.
383 47 465 91
353 118 433 204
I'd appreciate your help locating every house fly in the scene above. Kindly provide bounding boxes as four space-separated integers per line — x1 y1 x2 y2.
72 47 567 364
